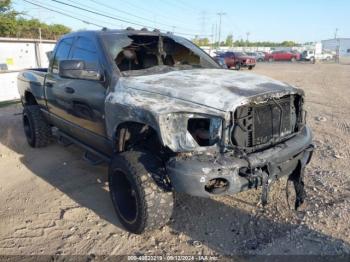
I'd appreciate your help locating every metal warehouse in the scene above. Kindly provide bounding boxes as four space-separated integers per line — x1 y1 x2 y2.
322 38 350 64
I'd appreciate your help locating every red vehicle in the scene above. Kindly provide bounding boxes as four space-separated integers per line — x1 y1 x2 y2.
215 51 256 70
265 50 299 62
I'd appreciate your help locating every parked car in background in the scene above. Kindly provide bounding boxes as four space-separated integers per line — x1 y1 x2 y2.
265 50 299 62
214 51 256 70
301 50 333 63
290 50 302 61
246 52 265 62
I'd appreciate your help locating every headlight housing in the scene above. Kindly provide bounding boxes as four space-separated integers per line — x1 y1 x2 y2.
159 113 222 152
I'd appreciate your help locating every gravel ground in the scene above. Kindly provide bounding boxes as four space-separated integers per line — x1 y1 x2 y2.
0 63 349 256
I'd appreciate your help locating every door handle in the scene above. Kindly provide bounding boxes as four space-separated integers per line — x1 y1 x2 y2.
65 87 75 94
45 82 53 88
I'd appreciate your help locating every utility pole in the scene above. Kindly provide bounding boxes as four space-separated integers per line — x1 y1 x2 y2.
334 28 340 63
217 12 226 48
245 32 250 50
199 11 207 35
246 32 250 42
211 24 215 50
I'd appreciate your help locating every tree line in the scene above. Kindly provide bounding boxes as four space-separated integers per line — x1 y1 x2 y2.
0 0 71 40
192 34 300 47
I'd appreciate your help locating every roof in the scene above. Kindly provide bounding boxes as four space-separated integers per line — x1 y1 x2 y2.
322 38 350 42
60 28 178 39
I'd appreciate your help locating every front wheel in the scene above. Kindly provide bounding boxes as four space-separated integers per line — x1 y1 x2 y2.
108 151 174 234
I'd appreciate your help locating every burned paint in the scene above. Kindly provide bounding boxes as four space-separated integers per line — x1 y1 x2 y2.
105 68 304 152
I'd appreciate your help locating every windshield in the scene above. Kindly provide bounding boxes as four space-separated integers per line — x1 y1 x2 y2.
101 33 219 76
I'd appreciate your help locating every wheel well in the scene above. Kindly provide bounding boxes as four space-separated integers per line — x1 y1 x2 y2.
114 122 167 157
24 92 38 105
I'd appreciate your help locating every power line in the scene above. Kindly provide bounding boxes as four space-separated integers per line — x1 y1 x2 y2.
86 0 180 30
22 0 126 28
51 0 149 28
111 0 193 28
22 0 104 27
50 0 211 37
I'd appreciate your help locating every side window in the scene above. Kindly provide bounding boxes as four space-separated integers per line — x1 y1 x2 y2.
52 38 73 74
71 37 99 68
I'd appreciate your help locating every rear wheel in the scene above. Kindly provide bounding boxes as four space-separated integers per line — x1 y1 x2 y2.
108 151 174 234
22 105 51 148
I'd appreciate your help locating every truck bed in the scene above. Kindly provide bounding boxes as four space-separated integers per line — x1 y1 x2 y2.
17 68 48 105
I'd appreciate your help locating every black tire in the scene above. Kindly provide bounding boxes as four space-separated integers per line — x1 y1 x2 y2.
248 65 254 70
22 105 51 148
235 63 241 70
108 151 174 234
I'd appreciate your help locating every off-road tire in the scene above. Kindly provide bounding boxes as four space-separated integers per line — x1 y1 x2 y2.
22 105 51 148
108 151 174 234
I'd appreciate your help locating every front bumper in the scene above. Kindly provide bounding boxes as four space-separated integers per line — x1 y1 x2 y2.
166 126 314 197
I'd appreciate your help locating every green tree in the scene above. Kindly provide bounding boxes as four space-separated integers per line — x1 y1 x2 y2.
192 37 210 46
0 0 70 39
225 34 233 47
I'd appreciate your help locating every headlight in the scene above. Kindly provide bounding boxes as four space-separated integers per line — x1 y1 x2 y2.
159 113 222 152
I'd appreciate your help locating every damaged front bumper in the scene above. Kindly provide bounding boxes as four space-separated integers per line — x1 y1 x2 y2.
166 126 314 198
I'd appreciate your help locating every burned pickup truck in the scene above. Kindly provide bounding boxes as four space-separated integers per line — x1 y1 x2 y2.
17 28 313 234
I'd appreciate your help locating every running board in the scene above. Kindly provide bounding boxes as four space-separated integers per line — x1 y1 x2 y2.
56 130 111 165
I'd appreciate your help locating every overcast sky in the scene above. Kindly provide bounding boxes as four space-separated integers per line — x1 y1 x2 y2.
13 0 349 42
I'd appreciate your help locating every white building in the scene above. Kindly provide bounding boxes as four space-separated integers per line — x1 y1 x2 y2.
0 38 56 102
321 38 350 64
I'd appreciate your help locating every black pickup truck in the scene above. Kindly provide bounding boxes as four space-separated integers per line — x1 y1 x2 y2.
17 29 314 234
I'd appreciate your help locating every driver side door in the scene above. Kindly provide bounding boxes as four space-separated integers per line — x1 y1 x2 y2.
47 36 110 153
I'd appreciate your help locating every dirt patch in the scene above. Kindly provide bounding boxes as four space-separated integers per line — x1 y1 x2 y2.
0 63 349 256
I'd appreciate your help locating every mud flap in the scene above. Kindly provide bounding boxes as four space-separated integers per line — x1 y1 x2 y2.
288 163 306 209
287 147 313 210
260 171 270 206
261 163 277 206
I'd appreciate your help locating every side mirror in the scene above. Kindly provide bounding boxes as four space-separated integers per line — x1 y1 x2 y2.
59 60 102 81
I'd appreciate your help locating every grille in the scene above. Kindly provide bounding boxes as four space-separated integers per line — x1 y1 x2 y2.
232 95 300 149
